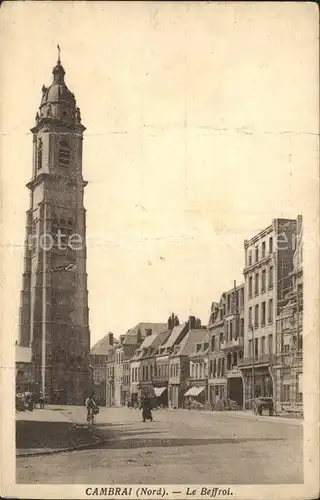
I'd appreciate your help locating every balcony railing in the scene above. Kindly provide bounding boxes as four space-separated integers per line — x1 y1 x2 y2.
238 353 276 367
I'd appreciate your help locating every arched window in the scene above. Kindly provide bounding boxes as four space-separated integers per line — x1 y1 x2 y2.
213 359 216 377
37 139 43 170
59 140 70 167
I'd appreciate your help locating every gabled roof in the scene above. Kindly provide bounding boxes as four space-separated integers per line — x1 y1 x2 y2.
159 324 186 351
90 334 118 356
131 330 171 360
123 322 167 345
175 329 209 357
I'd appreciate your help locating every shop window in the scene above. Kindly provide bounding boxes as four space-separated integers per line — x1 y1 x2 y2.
282 384 290 402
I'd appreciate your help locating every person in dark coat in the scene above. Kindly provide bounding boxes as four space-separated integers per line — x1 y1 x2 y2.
141 396 153 422
39 391 45 409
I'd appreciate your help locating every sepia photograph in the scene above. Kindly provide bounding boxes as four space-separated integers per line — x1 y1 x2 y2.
1 1 319 499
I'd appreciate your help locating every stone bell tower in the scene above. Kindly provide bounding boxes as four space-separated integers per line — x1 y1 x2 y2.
18 49 91 404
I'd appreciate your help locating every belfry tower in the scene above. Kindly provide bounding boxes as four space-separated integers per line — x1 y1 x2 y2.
18 50 91 404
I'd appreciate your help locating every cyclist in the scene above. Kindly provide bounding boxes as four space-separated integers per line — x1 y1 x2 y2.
85 393 98 429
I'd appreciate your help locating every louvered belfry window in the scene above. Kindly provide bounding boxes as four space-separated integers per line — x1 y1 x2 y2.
59 140 70 167
37 139 43 170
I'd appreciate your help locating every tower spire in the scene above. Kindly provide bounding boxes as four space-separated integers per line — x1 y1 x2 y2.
52 45 65 83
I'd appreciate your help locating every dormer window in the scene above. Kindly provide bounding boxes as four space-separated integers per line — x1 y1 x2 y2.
37 139 43 170
59 140 70 167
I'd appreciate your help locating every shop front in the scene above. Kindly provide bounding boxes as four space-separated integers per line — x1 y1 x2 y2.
208 378 227 407
153 386 168 407
184 384 207 408
241 366 274 409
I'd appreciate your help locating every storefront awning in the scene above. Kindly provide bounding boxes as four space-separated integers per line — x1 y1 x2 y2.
184 386 205 397
184 387 194 397
154 387 167 397
193 386 205 396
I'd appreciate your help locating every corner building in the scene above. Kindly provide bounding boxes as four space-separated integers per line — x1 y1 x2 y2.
239 218 297 407
18 55 91 404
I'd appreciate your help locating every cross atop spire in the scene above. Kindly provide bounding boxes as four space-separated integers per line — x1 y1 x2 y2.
52 45 65 83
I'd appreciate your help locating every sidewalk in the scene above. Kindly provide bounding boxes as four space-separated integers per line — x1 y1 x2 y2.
16 406 102 457
179 408 303 426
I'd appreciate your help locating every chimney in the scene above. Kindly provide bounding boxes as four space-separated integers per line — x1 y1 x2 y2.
120 334 126 344
137 328 142 345
146 328 152 337
168 316 172 330
297 214 303 234
188 316 196 330
108 333 113 346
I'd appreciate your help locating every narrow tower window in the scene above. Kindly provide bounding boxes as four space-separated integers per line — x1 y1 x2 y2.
37 139 43 170
59 140 70 167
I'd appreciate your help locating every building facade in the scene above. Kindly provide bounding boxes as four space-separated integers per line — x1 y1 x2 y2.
239 218 297 408
17 53 91 404
89 333 116 406
15 345 33 393
187 336 209 404
208 299 227 407
110 322 166 406
274 215 303 409
106 347 116 407
222 283 245 407
135 329 171 405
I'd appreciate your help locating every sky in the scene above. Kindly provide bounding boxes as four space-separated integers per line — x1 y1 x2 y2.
1 2 319 346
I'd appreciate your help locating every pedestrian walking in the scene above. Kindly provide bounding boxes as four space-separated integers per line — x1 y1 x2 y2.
85 393 98 430
39 390 45 409
25 391 34 411
141 396 153 422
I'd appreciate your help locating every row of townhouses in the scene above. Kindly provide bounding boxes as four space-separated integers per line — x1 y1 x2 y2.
89 216 303 411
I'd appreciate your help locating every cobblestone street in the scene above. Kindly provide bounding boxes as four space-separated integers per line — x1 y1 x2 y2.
16 406 303 484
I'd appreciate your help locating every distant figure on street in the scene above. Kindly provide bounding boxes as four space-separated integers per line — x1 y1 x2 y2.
85 393 98 429
39 391 45 409
25 391 34 411
141 396 153 422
